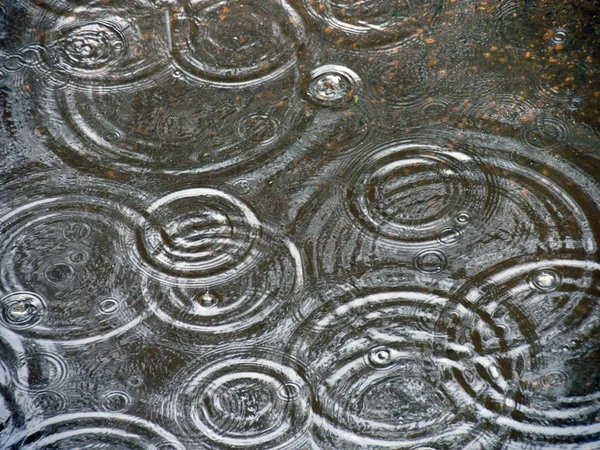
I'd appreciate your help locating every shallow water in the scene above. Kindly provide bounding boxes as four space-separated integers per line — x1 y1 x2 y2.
1 0 600 448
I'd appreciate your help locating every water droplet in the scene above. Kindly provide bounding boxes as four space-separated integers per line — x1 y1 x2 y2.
0 292 45 329
308 65 361 107
98 298 120 315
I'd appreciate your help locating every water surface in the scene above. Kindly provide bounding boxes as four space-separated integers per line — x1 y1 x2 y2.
1 0 600 448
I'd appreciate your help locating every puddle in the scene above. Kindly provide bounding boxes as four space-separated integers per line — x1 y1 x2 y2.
1 0 600 448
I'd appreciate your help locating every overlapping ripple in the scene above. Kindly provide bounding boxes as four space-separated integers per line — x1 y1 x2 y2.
2 0 600 448
296 130 600 277
436 257 600 447
155 347 312 449
134 188 303 344
32 65 308 175
26 0 170 87
289 0 442 51
169 0 306 84
0 173 147 344
287 269 477 449
3 412 185 449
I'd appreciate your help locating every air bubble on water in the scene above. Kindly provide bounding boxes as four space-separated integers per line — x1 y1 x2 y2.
367 347 393 368
530 269 560 291
198 291 219 308
308 65 361 107
456 211 471 224
551 29 568 45
316 74 348 99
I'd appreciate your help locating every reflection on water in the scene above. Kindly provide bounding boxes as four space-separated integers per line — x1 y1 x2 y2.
1 0 600 448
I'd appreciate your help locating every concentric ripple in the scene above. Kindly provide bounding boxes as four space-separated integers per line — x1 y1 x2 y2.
347 142 491 244
34 5 169 86
520 115 570 151
287 273 476 448
364 41 433 109
137 188 262 279
4 412 185 449
297 131 600 276
14 350 69 393
436 258 600 446
0 174 147 344
295 136 495 276
157 348 312 449
169 0 306 84
135 188 303 341
0 333 36 449
33 63 308 174
290 0 442 50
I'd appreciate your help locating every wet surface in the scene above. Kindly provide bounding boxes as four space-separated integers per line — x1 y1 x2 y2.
1 0 600 448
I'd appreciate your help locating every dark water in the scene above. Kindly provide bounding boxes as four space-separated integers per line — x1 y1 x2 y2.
1 0 600 448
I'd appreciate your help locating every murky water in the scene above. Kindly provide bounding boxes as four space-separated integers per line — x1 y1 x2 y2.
1 0 600 448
